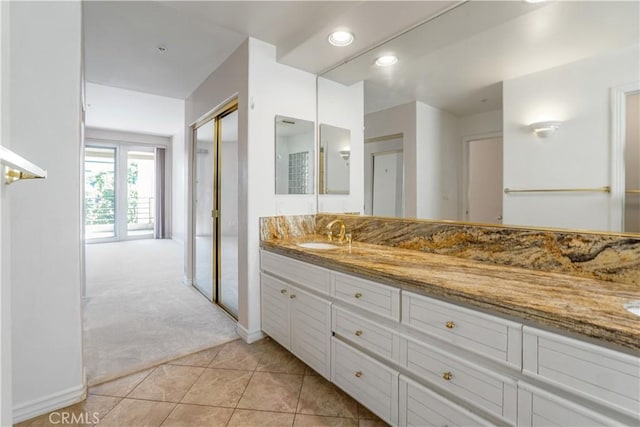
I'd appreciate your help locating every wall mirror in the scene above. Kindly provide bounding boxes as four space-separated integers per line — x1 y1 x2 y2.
275 115 315 195
319 0 639 234
319 124 351 194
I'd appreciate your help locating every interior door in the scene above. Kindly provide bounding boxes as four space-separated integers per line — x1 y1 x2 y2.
372 151 403 217
624 92 639 232
193 119 215 300
467 137 503 224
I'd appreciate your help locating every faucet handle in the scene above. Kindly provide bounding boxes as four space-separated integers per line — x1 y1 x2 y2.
345 233 352 245
326 231 333 242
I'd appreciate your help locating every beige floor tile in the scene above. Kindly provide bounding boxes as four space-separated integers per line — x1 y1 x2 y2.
160 404 234 427
256 343 306 375
296 375 358 418
181 368 252 407
128 365 205 402
294 414 359 427
304 365 320 376
356 404 377 420
209 339 265 371
358 418 389 427
15 395 121 427
237 372 303 413
227 409 295 427
97 398 175 427
89 368 153 397
167 346 222 367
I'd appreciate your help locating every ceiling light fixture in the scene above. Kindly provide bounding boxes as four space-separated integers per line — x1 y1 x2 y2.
375 55 398 67
530 121 562 138
328 31 354 47
157 45 167 53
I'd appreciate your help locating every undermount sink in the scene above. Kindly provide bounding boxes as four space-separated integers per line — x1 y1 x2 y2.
623 301 640 316
297 242 340 250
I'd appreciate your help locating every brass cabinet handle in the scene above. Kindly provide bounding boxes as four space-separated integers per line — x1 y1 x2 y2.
280 289 287 294
445 321 455 329
290 294 296 299
354 371 363 378
443 372 453 381
354 330 363 336
354 292 363 299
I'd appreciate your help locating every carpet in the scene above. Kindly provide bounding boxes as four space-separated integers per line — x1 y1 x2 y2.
83 239 239 385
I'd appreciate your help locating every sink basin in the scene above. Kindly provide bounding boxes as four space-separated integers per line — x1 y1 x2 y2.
623 301 640 316
297 242 340 250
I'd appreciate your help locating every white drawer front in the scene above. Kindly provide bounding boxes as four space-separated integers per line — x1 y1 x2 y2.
523 326 640 419
401 337 517 425
333 306 400 362
518 382 628 427
331 338 399 425
402 291 522 368
332 272 400 320
399 375 495 427
260 250 331 294
260 273 290 348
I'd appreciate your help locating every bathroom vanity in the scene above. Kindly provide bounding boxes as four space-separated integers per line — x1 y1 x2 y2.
259 217 640 427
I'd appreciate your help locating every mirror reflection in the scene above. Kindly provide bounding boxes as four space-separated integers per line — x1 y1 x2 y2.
320 0 640 234
275 115 315 195
319 124 351 195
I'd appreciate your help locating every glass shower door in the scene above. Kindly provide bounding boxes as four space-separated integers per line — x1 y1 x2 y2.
193 120 215 299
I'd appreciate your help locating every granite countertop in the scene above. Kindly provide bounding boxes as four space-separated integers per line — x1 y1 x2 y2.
261 235 640 352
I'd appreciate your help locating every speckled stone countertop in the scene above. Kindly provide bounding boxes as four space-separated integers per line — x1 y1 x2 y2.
261 235 640 352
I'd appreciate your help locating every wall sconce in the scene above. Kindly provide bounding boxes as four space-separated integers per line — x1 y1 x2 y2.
529 121 562 138
339 150 351 161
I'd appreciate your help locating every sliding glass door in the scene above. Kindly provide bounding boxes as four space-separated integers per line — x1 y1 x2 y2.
84 144 160 242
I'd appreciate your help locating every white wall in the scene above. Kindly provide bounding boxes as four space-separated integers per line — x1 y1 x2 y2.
7 2 84 422
459 109 502 138
503 45 640 230
317 78 364 214
171 127 187 243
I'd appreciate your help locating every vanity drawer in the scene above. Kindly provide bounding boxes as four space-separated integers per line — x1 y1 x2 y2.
332 272 400 321
523 326 640 419
399 375 495 427
401 336 517 425
331 337 399 425
332 306 400 362
260 250 331 294
402 291 522 368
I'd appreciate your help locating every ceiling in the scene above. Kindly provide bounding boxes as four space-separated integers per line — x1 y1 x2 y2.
84 1 456 99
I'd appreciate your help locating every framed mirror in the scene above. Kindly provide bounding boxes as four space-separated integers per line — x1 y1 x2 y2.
318 0 639 234
275 115 315 195
319 124 351 194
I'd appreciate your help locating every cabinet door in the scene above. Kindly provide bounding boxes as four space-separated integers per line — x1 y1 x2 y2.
260 273 290 348
290 286 332 379
518 382 629 427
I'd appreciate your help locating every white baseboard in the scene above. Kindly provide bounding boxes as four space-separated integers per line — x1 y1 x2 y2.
236 324 265 344
13 384 86 424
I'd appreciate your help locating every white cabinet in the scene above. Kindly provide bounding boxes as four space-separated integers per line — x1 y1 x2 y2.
518 382 625 427
332 337 399 426
260 271 332 379
332 271 401 320
399 375 494 427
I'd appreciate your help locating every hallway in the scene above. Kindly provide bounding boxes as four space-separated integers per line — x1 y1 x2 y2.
83 239 238 385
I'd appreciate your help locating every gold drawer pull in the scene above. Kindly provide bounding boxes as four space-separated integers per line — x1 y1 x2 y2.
280 289 287 294
354 330 363 336
290 294 296 299
354 292 363 299
355 371 363 378
445 321 455 329
443 372 453 381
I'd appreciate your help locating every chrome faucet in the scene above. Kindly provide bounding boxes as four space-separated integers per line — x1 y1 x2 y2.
325 219 350 244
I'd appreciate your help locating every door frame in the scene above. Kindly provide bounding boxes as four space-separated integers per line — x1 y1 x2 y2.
461 132 503 222
610 81 640 232
189 99 238 319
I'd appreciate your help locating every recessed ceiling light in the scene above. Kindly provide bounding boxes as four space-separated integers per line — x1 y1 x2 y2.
157 45 167 53
328 31 354 47
375 55 398 67
524 0 547 3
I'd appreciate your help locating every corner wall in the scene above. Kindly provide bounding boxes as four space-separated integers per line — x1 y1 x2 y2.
7 2 84 422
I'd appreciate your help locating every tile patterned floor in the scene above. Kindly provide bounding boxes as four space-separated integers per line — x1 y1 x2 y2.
16 338 389 427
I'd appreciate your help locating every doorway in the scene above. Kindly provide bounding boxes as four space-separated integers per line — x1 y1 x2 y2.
192 101 239 318
365 134 404 217
463 135 503 224
624 92 640 233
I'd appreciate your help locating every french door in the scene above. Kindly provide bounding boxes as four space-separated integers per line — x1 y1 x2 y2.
192 101 238 318
84 144 157 242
